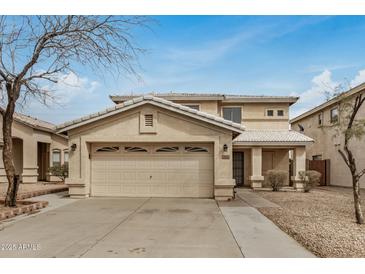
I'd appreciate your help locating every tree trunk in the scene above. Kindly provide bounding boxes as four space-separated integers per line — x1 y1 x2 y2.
3 84 19 207
352 175 364 224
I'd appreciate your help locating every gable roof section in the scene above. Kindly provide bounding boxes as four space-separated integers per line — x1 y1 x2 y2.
290 82 365 124
0 107 66 138
110 93 299 105
233 130 313 146
56 95 245 135
13 112 56 132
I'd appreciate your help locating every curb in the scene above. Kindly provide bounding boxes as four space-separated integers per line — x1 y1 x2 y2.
0 200 49 221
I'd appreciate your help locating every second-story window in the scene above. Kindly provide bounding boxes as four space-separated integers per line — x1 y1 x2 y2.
318 112 323 126
277 110 284 116
266 110 274 117
330 107 339 123
223 107 241 123
183 104 200 111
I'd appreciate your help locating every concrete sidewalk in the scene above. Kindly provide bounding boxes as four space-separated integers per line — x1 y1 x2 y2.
218 189 315 258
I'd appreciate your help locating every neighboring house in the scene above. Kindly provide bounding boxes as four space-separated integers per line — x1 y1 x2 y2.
291 83 365 188
0 112 68 184
56 93 313 200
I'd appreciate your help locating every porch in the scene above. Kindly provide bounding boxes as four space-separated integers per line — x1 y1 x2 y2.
232 130 314 190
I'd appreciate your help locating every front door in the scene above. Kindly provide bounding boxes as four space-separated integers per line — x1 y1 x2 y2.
233 152 244 187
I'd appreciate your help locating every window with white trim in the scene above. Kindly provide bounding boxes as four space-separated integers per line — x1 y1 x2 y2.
277 110 284 116
266 109 274 117
183 104 200 111
52 149 61 167
63 150 69 164
330 107 339 123
223 107 241 123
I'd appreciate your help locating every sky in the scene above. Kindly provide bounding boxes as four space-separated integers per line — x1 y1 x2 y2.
18 16 365 124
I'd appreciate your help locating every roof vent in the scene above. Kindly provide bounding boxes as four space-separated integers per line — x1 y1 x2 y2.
145 114 153 127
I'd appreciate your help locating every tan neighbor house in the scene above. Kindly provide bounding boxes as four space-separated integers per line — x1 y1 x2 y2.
291 83 365 188
0 112 68 184
56 93 313 200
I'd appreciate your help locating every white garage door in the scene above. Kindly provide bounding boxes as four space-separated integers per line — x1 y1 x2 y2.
91 143 214 198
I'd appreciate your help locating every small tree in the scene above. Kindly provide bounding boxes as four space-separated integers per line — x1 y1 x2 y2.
267 170 287 192
0 16 150 207
331 86 365 224
49 164 68 182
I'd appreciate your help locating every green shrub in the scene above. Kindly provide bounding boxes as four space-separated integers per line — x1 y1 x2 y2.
49 163 68 182
266 170 287 191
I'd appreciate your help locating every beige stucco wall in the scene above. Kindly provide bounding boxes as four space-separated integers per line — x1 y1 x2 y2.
174 100 220 116
291 97 365 188
0 119 68 183
65 104 236 199
170 100 290 130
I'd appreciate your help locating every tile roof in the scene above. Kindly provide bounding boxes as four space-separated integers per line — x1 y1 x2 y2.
56 95 246 133
14 112 56 131
110 92 299 104
234 130 313 143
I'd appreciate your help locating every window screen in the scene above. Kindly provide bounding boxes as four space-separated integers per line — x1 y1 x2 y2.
223 107 241 123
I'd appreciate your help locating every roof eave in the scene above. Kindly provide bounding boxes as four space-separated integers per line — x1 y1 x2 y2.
233 141 313 147
56 98 245 135
290 82 365 123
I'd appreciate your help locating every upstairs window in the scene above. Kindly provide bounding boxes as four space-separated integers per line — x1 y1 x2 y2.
277 110 284 116
52 149 61 167
183 104 200 111
318 112 323 126
330 107 339 123
223 107 241 123
266 110 274 117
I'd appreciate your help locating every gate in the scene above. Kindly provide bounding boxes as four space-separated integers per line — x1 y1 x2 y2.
307 159 330 186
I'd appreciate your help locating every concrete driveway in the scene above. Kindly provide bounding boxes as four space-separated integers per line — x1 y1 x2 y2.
0 197 242 258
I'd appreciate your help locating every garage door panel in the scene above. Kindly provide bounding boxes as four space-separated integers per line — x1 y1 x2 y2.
91 143 213 198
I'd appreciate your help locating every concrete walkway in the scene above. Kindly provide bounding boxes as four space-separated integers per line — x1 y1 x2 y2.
218 188 315 258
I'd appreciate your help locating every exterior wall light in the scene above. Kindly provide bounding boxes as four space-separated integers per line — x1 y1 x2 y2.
223 144 228 152
71 143 77 151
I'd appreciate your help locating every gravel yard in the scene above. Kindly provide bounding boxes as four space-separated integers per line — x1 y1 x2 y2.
255 187 365 258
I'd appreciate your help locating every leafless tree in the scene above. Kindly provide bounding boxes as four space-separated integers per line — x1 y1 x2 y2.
0 16 150 206
332 85 365 224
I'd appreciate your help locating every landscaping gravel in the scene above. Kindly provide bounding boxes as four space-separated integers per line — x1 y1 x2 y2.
255 187 365 258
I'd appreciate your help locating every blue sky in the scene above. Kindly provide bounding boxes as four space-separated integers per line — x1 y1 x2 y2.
21 16 365 124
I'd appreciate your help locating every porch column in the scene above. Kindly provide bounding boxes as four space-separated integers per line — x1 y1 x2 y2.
292 146 306 190
249 147 264 189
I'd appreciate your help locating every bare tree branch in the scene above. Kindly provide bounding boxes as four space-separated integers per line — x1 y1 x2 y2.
0 15 152 207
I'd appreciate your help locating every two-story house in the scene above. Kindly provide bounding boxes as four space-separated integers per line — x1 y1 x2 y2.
291 83 365 188
56 93 313 200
